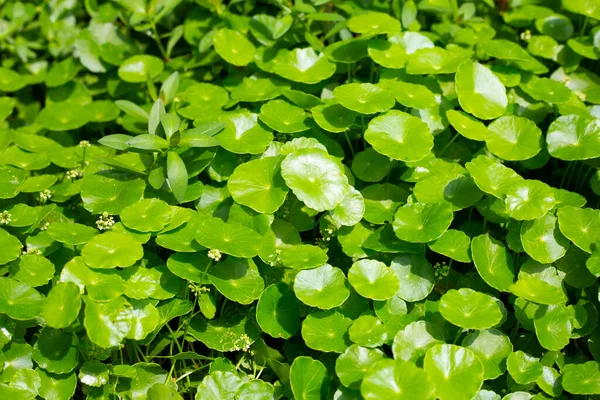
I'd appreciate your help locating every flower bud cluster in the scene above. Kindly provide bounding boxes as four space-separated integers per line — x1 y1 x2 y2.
96 212 115 230
0 211 11 225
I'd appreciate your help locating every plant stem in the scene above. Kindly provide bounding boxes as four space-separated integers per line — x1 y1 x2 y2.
439 133 459 157
149 19 168 60
560 162 574 189
582 16 589 35
344 131 355 156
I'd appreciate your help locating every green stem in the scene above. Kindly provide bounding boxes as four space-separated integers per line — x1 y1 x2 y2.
439 133 459 157
510 319 520 342
577 165 596 193
560 162 574 189
582 16 589 36
343 131 355 156
149 19 168 60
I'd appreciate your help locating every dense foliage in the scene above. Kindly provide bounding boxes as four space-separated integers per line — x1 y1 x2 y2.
3 0 600 398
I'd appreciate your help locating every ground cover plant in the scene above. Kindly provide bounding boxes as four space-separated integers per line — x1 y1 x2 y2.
3 0 600 399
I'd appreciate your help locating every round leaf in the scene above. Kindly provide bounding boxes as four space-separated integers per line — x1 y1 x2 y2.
227 156 288 214
365 110 433 162
424 344 484 400
82 232 144 269
293 264 350 309
439 288 504 329
281 148 349 212
290 357 329 400
0 277 42 320
348 259 400 301
256 283 300 339
333 83 395 115
336 345 385 389
213 29 255 66
301 309 352 353
390 254 434 302
471 234 516 292
456 61 508 120
520 213 570 263
392 202 453 243
118 55 164 83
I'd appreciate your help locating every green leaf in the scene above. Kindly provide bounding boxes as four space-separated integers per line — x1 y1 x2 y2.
9 254 54 287
486 116 542 161
471 234 516 292
533 304 572 350
81 175 146 215
127 134 169 151
213 29 255 67
510 259 567 305
293 264 350 309
281 148 349 212
0 277 43 320
301 309 352 353
83 296 132 348
228 156 288 214
188 304 260 352
428 229 472 263
439 288 505 329
336 345 385 389
259 99 312 133
36 103 91 131
465 155 523 198
290 357 330 400
504 180 555 221
42 282 81 329
348 259 400 301
361 359 434 400
256 283 300 339
368 39 409 69
118 55 164 83
311 101 357 133
272 48 336 84
462 329 513 380
82 232 144 269
390 254 434 302
364 110 433 162
47 222 97 245
167 151 188 204
38 368 77 400
392 202 454 243
348 12 401 35
33 328 78 374
456 61 508 120
216 111 273 154
208 257 264 305
195 217 261 258
424 344 484 400
557 206 600 253
333 83 395 115
547 115 600 160
351 148 393 183
393 320 445 363
562 361 600 395
78 360 109 387
506 350 543 384
520 213 570 263
121 199 172 232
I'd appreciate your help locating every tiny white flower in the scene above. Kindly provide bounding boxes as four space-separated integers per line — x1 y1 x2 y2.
208 249 222 262
79 140 91 148
96 212 115 231
39 189 52 203
66 169 82 180
0 211 11 225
